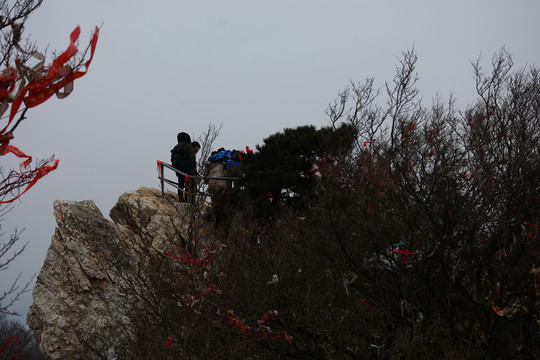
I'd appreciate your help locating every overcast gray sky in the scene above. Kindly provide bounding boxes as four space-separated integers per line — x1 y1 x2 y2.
2 0 540 320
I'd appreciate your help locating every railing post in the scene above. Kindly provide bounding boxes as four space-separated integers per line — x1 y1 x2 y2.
160 162 165 198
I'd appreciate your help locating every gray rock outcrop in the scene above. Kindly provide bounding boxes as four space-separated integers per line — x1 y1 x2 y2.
27 187 197 359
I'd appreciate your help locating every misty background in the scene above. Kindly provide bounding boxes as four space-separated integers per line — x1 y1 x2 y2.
2 0 539 320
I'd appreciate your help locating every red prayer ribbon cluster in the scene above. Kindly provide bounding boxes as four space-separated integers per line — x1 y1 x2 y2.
1 25 99 133
167 244 293 345
0 26 99 204
238 146 254 160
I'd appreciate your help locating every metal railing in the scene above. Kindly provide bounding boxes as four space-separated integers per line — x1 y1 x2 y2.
157 161 239 200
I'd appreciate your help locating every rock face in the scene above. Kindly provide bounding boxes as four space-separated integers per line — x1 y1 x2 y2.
27 187 193 359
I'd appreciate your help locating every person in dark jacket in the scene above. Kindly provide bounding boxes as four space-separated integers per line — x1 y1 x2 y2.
171 133 200 203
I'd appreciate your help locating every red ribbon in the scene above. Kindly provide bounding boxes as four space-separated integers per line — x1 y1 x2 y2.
0 67 18 100
0 159 59 204
2 144 32 167
156 160 163 175
165 245 224 270
239 146 254 160
1 26 99 134
360 298 375 311
0 132 13 154
524 222 540 231
226 313 251 336
23 26 99 108
165 336 172 348
164 248 209 268
0 336 19 355
55 200 65 222
184 174 191 191
392 249 417 262
225 312 292 342
198 284 222 297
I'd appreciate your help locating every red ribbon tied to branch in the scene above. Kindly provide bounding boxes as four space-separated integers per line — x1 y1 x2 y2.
0 336 19 355
184 174 191 191
0 159 59 204
0 67 18 100
198 284 222 297
360 298 375 311
392 249 417 262
2 144 32 167
165 245 224 271
1 25 99 135
239 146 254 160
165 247 209 268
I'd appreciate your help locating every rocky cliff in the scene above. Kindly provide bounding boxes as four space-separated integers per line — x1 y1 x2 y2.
27 187 199 359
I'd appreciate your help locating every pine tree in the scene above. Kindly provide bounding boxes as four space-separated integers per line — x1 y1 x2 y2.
240 124 356 215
